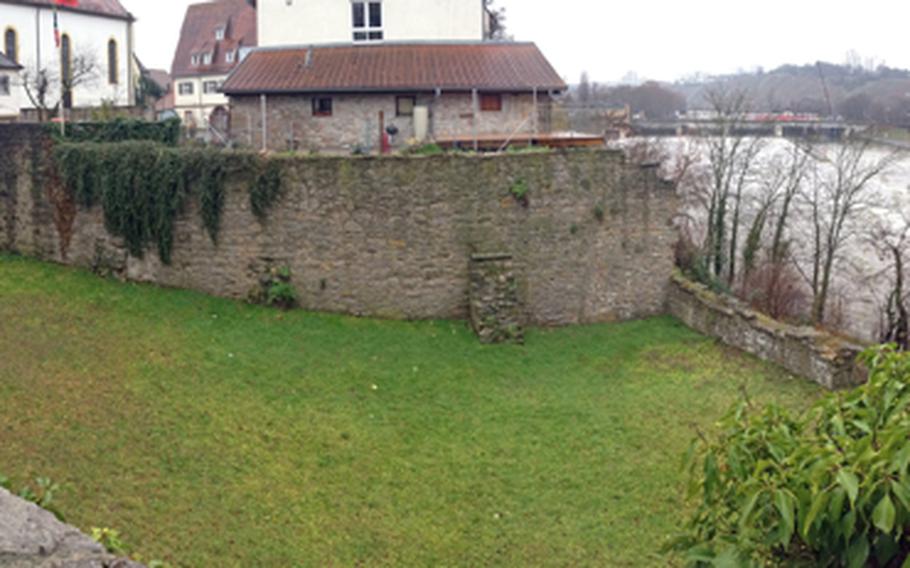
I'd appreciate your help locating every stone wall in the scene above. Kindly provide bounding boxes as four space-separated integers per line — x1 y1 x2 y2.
468 253 524 344
0 124 678 327
229 92 552 152
0 488 142 567
667 272 867 389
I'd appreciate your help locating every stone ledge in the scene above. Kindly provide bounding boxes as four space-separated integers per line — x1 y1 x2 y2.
0 488 143 568
668 272 867 389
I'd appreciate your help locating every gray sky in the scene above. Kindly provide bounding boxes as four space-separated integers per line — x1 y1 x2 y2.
127 0 910 83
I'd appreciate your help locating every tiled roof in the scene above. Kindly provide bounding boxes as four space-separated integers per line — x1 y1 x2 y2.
2 0 132 20
0 51 21 70
171 0 257 78
221 42 567 95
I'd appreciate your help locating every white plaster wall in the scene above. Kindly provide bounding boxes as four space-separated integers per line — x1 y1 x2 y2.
258 0 484 47
174 74 229 126
1 3 132 111
0 69 24 119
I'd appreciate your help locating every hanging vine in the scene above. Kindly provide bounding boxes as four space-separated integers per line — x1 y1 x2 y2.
249 157 286 221
54 141 231 264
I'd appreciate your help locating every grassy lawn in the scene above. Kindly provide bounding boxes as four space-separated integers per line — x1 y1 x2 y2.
0 254 819 566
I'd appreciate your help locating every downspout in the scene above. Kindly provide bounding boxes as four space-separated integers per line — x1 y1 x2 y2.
260 93 267 151
471 88 478 151
126 18 134 106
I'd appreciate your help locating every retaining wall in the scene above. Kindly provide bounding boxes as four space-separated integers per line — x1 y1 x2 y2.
667 272 867 389
0 125 679 326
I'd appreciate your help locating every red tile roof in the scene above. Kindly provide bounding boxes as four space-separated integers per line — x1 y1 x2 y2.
2 0 132 20
221 42 567 95
171 0 257 79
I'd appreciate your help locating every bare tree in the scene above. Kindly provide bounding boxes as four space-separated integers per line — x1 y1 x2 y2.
801 140 902 324
697 86 764 286
863 211 910 349
483 0 509 40
18 48 99 122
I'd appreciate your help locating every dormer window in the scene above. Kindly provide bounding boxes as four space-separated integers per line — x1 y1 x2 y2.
191 54 200 66
352 1 382 42
202 52 212 65
226 50 235 64
214 26 225 40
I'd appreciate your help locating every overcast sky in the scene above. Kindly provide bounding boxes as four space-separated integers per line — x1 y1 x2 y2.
127 0 910 84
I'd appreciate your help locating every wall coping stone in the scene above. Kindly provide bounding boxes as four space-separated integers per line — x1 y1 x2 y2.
669 271 868 389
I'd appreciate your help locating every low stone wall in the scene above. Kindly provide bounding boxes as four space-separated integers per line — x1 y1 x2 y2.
667 272 866 389
0 125 679 327
0 488 141 567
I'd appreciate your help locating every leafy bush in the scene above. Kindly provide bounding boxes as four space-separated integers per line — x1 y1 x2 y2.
91 527 127 555
675 346 910 567
56 118 182 146
249 265 298 310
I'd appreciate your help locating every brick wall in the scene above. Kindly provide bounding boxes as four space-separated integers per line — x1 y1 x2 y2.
1 125 679 326
229 92 552 152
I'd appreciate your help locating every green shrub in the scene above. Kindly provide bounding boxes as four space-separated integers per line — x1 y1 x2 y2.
56 118 182 146
675 346 910 567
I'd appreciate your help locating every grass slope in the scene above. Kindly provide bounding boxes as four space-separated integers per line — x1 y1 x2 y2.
0 254 819 566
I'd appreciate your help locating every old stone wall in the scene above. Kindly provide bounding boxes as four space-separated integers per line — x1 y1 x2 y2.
0 488 143 567
667 272 867 389
229 92 551 153
1 124 678 326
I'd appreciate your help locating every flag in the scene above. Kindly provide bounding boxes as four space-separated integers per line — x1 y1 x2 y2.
53 0 78 47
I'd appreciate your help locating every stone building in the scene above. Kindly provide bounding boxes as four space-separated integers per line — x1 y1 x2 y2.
222 42 566 152
171 0 256 131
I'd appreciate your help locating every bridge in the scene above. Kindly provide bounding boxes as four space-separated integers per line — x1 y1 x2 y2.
631 118 860 139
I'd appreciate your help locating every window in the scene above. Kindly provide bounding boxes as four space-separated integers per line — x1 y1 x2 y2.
214 26 225 40
479 93 502 112
312 97 332 117
202 52 212 65
225 50 235 64
178 82 194 95
352 1 382 41
191 54 199 66
107 39 118 84
3 27 16 63
396 95 416 117
0 76 9 96
60 34 72 108
203 80 220 94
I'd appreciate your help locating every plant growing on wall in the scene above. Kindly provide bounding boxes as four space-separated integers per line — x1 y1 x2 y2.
510 178 530 207
54 141 231 264
250 158 286 221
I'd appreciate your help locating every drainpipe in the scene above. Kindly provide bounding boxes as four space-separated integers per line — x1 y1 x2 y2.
471 88 478 151
260 93 267 151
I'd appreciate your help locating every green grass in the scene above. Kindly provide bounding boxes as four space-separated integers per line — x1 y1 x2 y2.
0 254 820 566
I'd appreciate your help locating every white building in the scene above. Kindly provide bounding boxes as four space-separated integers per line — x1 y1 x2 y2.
0 50 22 120
171 0 256 131
256 0 487 47
0 0 135 118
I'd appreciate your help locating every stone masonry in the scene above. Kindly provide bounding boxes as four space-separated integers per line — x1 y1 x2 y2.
469 253 524 344
0 488 142 568
0 125 679 327
229 92 552 153
668 272 867 389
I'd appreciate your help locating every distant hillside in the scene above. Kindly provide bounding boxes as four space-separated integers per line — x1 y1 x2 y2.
674 62 910 124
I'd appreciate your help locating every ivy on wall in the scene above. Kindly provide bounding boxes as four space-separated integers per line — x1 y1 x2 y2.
53 118 182 146
54 141 290 265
